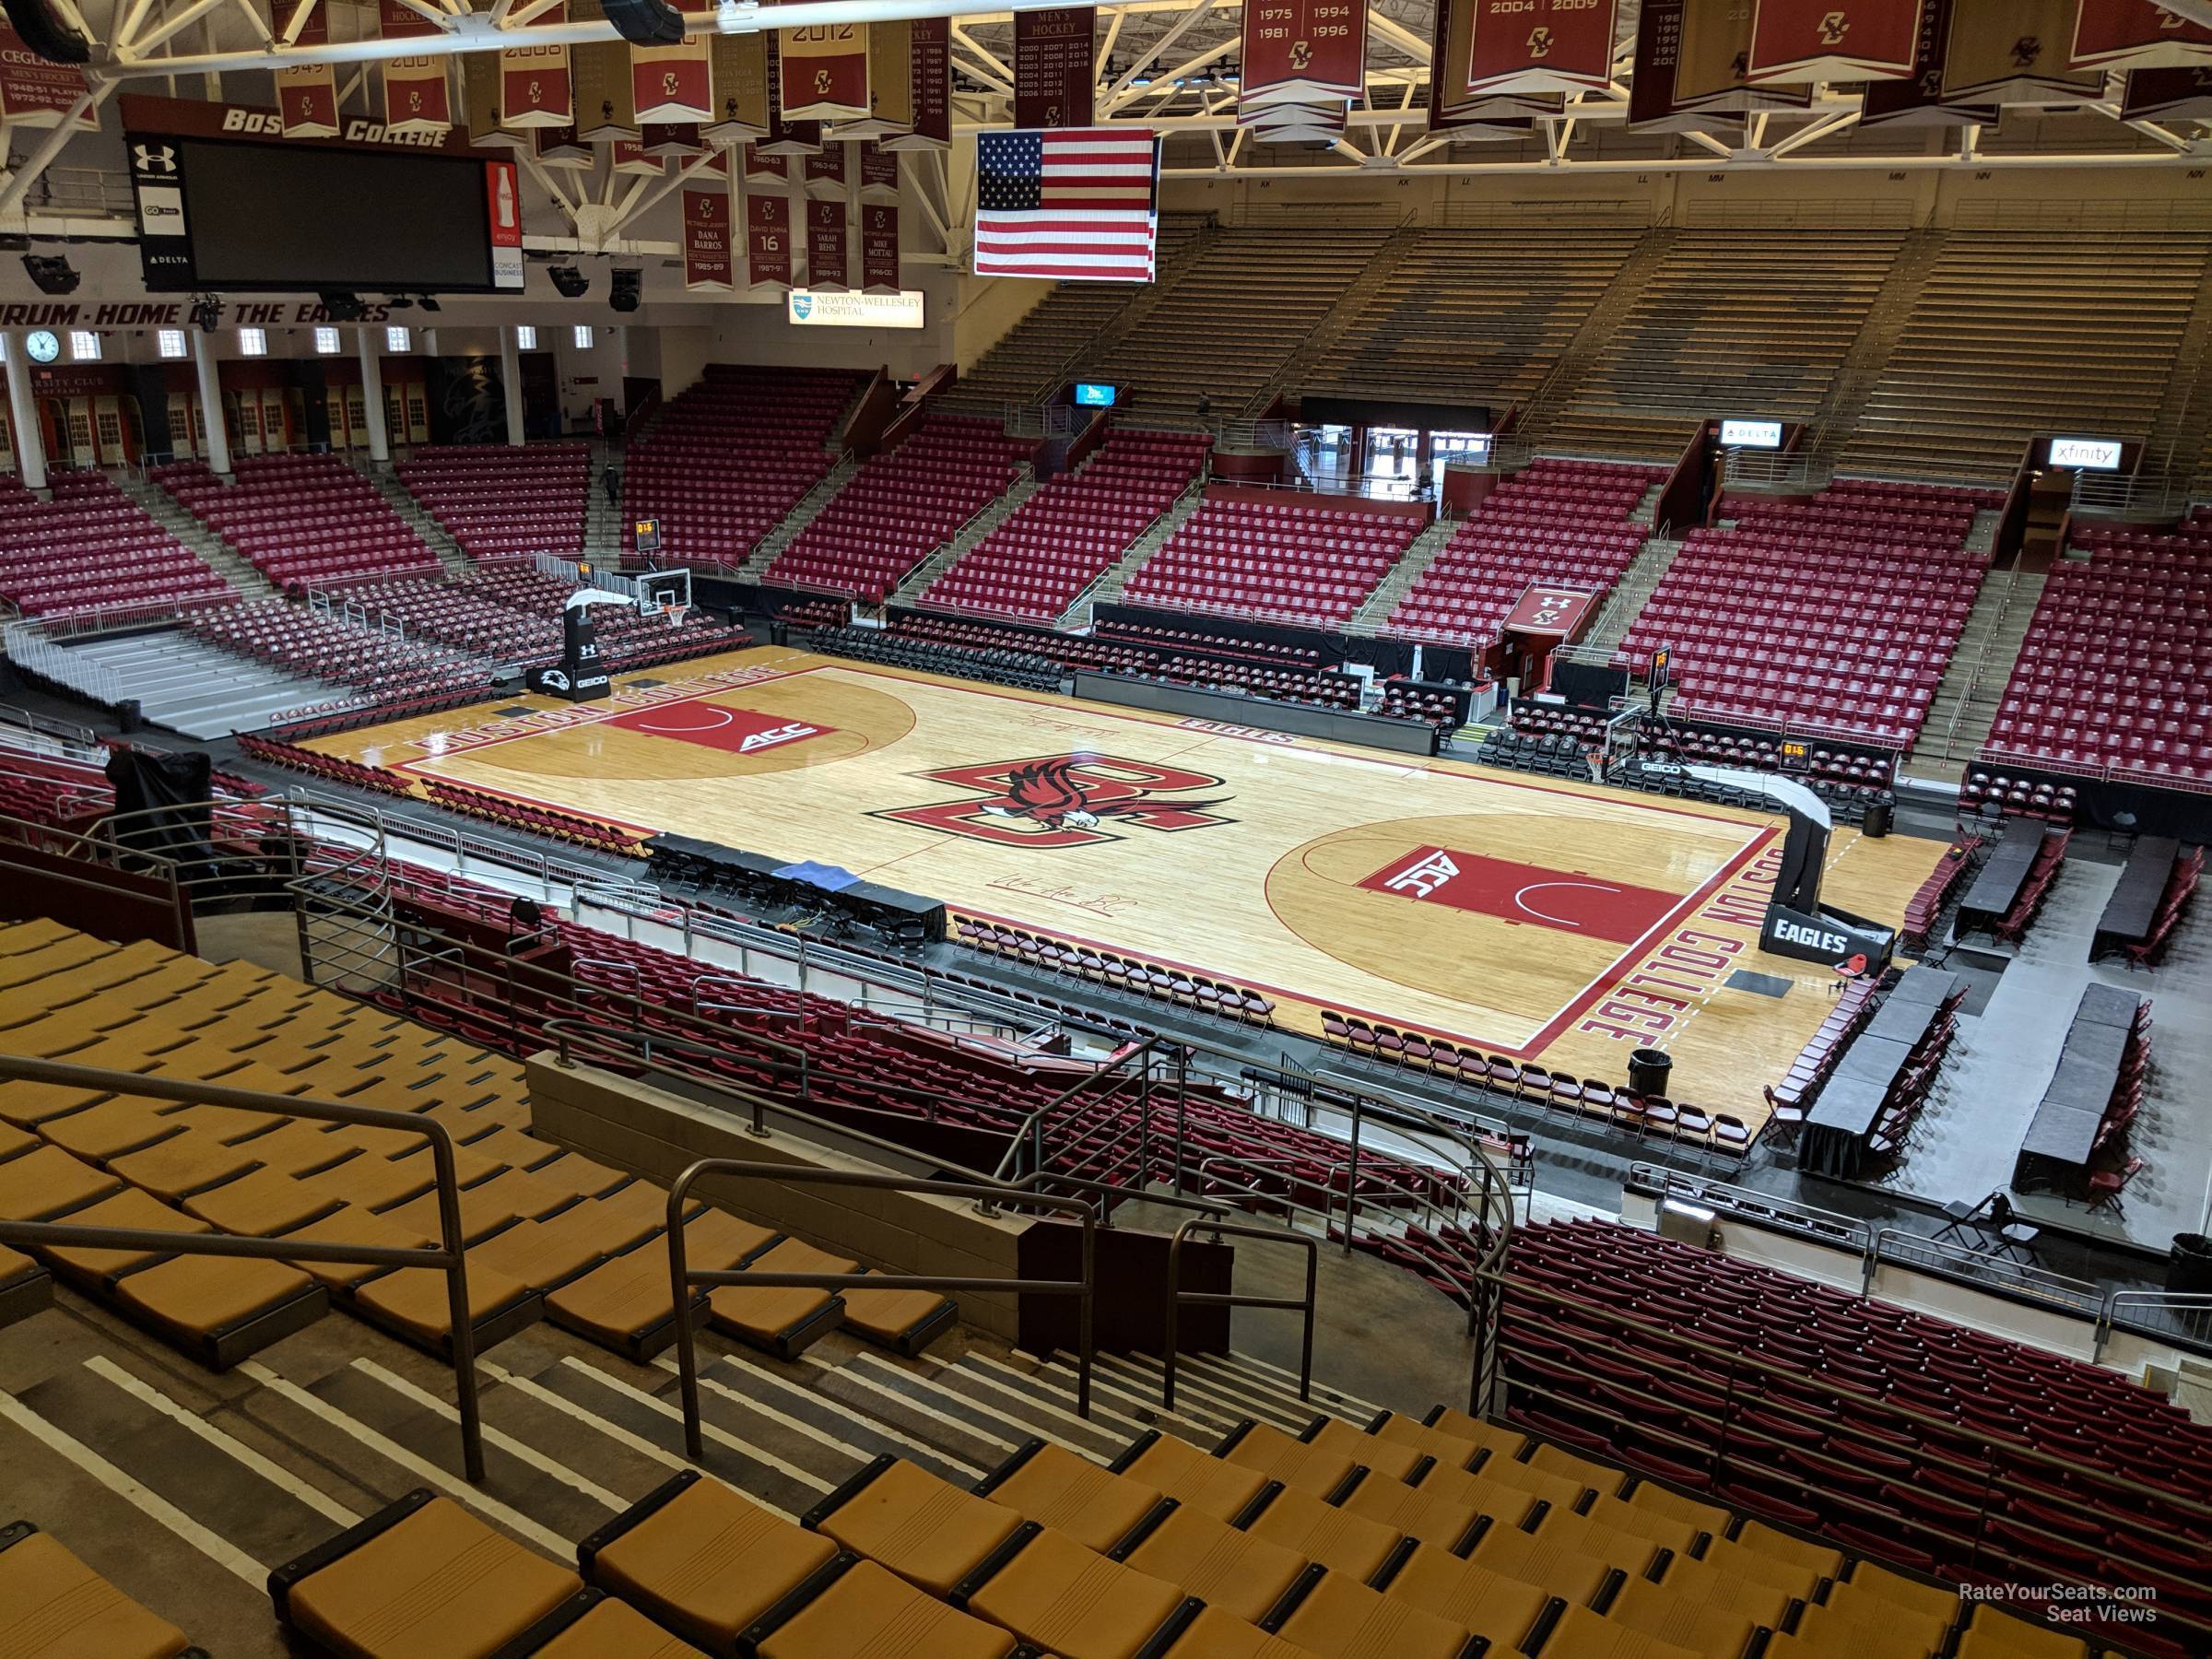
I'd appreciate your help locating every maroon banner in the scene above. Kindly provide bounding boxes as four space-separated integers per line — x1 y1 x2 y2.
275 1 339 138
885 18 949 149
641 122 701 156
0 24 95 126
683 180 733 291
747 191 792 287
2073 0 2212 71
500 0 573 128
2121 63 2212 118
745 142 790 180
1015 7 1095 128
1747 0 1924 84
379 0 451 135
804 142 848 195
1455 0 1616 99
861 200 899 291
1241 0 1365 106
1859 0 1994 124
781 21 870 120
632 40 712 122
612 137 662 174
807 197 849 288
859 140 900 199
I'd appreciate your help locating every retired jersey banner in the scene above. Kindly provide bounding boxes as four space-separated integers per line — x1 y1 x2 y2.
572 41 636 140
0 25 97 126
1453 0 1616 99
781 21 870 121
1747 0 1924 84
2072 0 2212 72
708 32 770 141
501 0 573 128
807 198 849 288
535 124 589 168
859 142 900 200
683 177 734 291
633 40 712 123
1944 0 2100 102
862 200 899 290
275 1 338 138
1241 0 1365 107
747 191 793 288
612 137 663 174
745 142 790 180
380 0 450 136
2121 63 2212 117
885 18 949 149
1015 8 1095 128
825 19 913 138
805 142 848 195
643 122 702 157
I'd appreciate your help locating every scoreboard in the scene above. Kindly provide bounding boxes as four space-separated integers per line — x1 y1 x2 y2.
121 93 524 295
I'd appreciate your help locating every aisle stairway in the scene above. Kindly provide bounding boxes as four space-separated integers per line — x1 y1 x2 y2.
1906 568 2049 782
109 471 274 601
740 454 864 581
353 459 470 576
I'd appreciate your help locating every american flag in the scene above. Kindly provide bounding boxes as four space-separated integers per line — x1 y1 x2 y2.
973 127 1161 282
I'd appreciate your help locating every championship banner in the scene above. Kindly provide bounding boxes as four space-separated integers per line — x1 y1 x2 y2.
464 53 523 149
274 0 338 138
780 20 870 121
612 137 663 174
1860 0 1995 124
1747 0 1924 84
1240 0 1366 108
807 197 849 288
2072 0 2212 72
884 18 949 150
759 38 826 152
1943 0 2101 102
860 141 900 201
745 142 791 180
1675 0 1810 110
804 142 848 196
2121 63 2212 119
683 174 734 291
535 124 590 168
708 33 771 142
500 0 573 128
747 190 793 288
1451 0 1616 100
573 41 637 141
0 24 98 126
1015 7 1095 128
643 122 703 157
827 20 914 138
379 0 450 135
633 39 712 123
862 200 899 291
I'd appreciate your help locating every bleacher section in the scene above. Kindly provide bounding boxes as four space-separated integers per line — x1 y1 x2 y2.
1540 230 1904 458
1386 459 1660 645
0 470 232 621
1611 480 1994 747
334 571 747 674
1302 228 1643 416
1841 230 2212 483
395 441 589 562
1075 228 1390 425
916 429 1211 621
1122 489 1424 627
764 416 1027 603
622 365 864 567
153 453 441 591
182 598 490 712
1982 521 2212 783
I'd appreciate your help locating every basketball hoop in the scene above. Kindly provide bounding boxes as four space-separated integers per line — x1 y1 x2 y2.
665 604 688 629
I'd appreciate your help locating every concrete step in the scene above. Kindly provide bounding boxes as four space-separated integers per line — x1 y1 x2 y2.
744 454 863 580
892 470 1041 606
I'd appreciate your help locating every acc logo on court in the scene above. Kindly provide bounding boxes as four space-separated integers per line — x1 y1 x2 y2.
877 754 1233 849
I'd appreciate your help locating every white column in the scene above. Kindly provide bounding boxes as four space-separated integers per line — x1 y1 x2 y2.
356 325 390 463
192 329 231 477
500 324 525 446
4 333 47 491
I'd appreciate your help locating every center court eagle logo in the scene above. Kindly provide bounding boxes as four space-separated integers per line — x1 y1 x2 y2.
876 754 1233 849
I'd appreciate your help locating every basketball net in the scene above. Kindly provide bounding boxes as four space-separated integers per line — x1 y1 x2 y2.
665 605 688 629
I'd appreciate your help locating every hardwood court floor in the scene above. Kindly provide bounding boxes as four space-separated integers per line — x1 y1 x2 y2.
312 646 1950 1124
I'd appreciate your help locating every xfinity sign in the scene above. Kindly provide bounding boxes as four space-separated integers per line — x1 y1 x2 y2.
2048 436 2122 472
785 288 924 329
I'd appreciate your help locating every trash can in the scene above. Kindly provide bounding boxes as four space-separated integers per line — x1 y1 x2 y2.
1629 1047 1674 1098
1863 793 1894 839
115 698 142 735
2170 1232 2212 1296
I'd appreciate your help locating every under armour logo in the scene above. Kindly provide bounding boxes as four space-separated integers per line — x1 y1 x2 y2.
1818 10 1848 45
2010 35 2041 67
132 142 176 174
1527 25 1553 58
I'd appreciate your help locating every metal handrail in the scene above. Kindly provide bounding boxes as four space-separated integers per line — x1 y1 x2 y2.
0 1054 487 1482
665 1159 1097 1457
1161 1218 1316 1412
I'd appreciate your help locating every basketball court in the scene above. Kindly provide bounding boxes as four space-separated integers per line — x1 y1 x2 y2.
310 644 1950 1124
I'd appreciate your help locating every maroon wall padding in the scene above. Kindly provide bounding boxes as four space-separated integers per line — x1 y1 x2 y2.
1018 1215 1234 1357
0 840 194 954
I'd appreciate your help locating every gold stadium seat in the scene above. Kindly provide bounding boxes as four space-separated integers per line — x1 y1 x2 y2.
545 1208 776 1360
1464 1515 1623 1607
0 1244 52 1328
1301 1416 1430 1483
0 1521 194 1659
1420 1405 1532 1461
955 1524 1194 1659
38 1096 191 1161
831 1268 956 1357
347 1254 543 1359
1694 1526 1837 1598
1157 1605 1322 1659
279 1204 437 1291
0 1119 33 1160
1110 1429 1272 1523
211 1121 358 1179
0 1143 124 1218
1532 1602 1706 1658
108 1251 326 1370
705 1237 853 1360
1268 1569 1478 1659
975 1439 1167 1553
270 1489 585 1659
1799 1580 1952 1653
579 1469 838 1655
1241 1485 1405 1582
1113 1500 1306 1623
300 1150 439 1213
1218 1419 1362 1497
1376 1547 1550 1649
1956 1607 2090 1658
1837 1559 1959 1624
529 1594 709 1658
1623 1479 1732 1539
182 1168 345 1237
106 1130 264 1203
33 1187 213 1285
1603 1575 1764 1656
1641 1552 1794 1628
806 1454 1025 1599
751 1558 1022 1659
1335 1466 1486 1552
